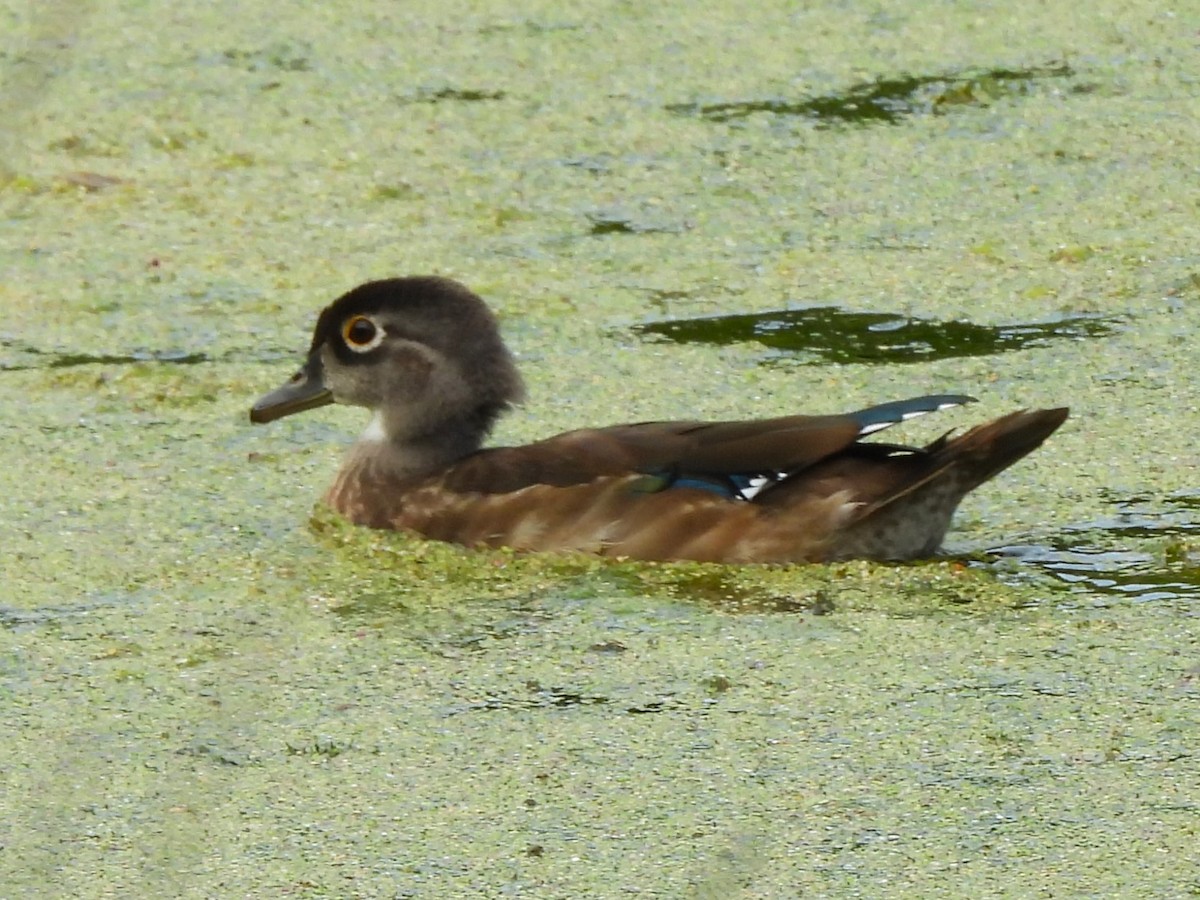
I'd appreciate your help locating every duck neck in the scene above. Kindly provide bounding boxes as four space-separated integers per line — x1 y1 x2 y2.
352 409 488 480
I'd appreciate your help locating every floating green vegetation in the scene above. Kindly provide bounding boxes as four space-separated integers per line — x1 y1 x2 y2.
667 62 1075 126
308 506 1029 625
633 307 1117 365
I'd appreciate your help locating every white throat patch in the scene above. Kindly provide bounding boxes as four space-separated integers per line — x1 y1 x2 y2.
361 411 388 443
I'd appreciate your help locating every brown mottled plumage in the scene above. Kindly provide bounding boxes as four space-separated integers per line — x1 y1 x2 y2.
250 277 1068 563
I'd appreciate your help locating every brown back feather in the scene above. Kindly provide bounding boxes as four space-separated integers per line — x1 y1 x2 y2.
440 414 864 494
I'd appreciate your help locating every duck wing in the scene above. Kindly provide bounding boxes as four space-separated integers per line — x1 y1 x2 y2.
440 394 974 495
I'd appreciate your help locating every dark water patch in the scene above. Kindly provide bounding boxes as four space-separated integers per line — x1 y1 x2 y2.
337 596 556 655
634 307 1116 365
0 603 95 629
59 171 125 192
1166 272 1200 301
328 591 413 622
447 682 611 715
0 593 140 630
0 340 304 371
204 41 316 72
586 206 689 235
988 491 1200 604
560 154 614 174
477 20 582 36
667 63 1074 127
992 543 1200 604
177 740 250 767
224 43 313 72
402 86 506 104
47 350 210 368
445 681 691 716
0 340 210 371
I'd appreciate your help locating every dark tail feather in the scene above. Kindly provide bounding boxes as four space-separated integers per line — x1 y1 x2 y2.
933 407 1069 492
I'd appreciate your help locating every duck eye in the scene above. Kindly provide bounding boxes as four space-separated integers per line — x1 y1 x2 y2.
342 315 381 351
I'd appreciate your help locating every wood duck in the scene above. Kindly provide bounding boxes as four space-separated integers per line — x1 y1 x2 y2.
250 277 1068 563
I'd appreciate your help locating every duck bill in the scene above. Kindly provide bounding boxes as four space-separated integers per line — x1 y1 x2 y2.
249 357 333 424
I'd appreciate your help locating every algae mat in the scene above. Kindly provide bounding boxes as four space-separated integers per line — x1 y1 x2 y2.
2 0 1199 896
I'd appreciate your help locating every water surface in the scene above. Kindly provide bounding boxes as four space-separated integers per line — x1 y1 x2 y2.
2 0 1198 896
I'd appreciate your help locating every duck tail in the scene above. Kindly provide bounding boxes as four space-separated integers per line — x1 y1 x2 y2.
930 406 1069 492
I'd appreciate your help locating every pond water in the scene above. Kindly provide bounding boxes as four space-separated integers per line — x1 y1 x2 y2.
2 0 1198 896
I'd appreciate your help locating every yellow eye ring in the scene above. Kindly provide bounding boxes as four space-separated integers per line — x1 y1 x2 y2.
342 315 381 351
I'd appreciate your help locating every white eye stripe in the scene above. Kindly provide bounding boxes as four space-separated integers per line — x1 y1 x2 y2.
342 315 385 353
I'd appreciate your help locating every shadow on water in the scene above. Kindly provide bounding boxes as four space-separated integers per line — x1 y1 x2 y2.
633 307 1117 365
667 62 1078 127
987 491 1200 604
